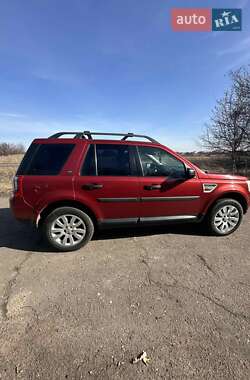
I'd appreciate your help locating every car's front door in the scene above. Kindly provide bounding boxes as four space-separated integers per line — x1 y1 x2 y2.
136 145 202 221
74 143 140 224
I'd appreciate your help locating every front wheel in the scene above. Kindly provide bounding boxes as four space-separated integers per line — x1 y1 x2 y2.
42 207 94 252
208 198 243 236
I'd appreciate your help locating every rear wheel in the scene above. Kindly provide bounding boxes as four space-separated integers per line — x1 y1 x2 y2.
43 207 94 252
208 198 243 236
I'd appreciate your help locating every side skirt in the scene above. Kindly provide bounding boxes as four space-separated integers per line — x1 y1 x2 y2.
98 215 204 229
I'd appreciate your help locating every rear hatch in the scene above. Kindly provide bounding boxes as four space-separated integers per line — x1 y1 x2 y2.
15 141 76 209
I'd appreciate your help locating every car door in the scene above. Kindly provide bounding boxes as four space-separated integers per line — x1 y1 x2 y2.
136 145 203 221
74 143 140 223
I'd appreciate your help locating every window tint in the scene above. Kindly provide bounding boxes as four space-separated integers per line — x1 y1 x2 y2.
138 146 186 178
81 144 96 176
16 143 39 175
17 144 74 175
97 144 132 176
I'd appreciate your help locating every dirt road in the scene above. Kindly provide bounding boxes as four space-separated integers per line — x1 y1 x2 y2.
0 197 249 379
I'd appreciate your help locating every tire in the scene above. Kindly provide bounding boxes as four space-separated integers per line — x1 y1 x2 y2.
207 198 243 236
42 207 94 252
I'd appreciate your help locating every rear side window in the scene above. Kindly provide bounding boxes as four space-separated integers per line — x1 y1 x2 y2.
97 144 131 176
81 144 135 176
16 143 39 175
81 144 96 176
17 143 74 175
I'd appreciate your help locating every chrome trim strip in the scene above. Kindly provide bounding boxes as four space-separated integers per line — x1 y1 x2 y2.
98 215 198 226
98 197 139 203
141 196 200 202
98 196 200 203
140 215 197 222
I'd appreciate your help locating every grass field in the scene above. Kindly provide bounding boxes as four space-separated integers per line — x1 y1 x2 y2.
0 154 23 196
185 153 250 177
0 153 249 196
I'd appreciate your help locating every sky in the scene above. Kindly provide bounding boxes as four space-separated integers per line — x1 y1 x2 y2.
0 0 249 151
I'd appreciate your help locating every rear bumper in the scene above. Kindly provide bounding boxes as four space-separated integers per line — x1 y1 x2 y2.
9 194 35 221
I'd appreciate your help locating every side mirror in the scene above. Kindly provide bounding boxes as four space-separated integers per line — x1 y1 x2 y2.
186 168 196 178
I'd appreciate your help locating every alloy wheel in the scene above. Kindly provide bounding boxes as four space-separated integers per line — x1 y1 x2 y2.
51 214 86 247
213 205 240 234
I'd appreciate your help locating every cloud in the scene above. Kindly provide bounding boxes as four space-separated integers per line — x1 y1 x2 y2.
217 36 250 56
224 52 250 71
239 0 249 9
0 112 27 119
31 68 81 86
215 35 250 71
0 115 198 151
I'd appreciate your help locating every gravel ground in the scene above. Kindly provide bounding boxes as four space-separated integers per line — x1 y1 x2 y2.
0 197 249 379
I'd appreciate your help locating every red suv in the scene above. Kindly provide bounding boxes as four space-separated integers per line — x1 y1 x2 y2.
10 131 250 252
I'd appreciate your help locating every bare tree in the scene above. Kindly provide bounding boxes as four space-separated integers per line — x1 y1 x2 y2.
201 66 250 172
0 142 25 156
231 67 250 149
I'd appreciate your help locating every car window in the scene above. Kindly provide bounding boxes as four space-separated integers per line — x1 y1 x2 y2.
81 144 96 176
17 143 75 175
138 146 186 178
81 144 133 176
97 144 132 176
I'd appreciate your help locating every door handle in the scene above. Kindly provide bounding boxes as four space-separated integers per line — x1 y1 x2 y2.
144 184 162 190
81 183 103 190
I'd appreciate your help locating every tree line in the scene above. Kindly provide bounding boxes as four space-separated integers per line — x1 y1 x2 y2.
0 142 25 156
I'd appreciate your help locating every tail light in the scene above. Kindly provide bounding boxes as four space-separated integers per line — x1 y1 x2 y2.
13 176 19 192
12 175 23 196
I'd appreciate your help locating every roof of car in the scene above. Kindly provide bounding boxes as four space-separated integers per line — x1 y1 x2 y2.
33 131 162 146
33 138 162 146
48 131 159 142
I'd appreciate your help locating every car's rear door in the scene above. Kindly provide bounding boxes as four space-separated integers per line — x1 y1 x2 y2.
136 145 202 221
74 142 140 224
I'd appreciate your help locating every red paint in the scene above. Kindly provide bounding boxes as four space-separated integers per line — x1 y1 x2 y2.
10 137 249 225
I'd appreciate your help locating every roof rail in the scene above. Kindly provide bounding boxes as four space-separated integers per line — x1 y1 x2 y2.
49 131 159 143
49 132 86 139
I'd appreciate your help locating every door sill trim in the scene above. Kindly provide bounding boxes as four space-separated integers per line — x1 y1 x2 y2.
97 196 200 203
140 215 197 223
141 196 200 202
98 215 200 228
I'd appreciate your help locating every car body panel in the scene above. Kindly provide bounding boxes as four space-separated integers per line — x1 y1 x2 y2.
10 137 249 226
74 176 140 220
138 176 203 217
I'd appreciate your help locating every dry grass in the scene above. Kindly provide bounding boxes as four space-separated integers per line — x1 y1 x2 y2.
0 154 23 196
0 154 24 164
185 153 250 177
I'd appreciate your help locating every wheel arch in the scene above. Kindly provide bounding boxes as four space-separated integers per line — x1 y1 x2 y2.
205 191 248 216
38 200 98 228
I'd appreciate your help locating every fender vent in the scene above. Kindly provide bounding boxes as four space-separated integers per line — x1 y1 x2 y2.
203 183 217 193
